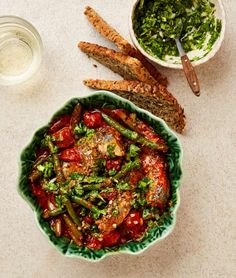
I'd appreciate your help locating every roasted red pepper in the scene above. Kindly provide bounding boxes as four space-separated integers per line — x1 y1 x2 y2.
49 115 71 134
124 211 143 229
59 147 81 162
53 127 75 149
102 230 120 247
86 236 102 250
83 111 104 128
120 211 146 240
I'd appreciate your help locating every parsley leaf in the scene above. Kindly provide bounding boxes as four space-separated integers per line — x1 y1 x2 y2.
116 181 131 191
137 177 152 191
131 191 147 208
109 169 117 176
107 144 116 158
128 144 140 158
74 122 95 138
37 161 54 178
73 183 84 196
41 135 58 153
42 180 59 192
111 207 119 216
92 208 106 220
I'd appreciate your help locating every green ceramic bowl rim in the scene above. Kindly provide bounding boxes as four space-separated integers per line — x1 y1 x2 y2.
17 90 183 261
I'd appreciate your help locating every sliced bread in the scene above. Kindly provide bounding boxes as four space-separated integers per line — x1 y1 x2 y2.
78 42 159 87
83 79 186 133
84 6 167 86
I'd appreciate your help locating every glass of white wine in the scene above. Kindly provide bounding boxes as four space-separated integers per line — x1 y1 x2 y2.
0 16 43 85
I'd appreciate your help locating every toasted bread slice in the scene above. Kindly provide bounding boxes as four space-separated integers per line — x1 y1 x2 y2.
84 6 167 86
78 42 159 86
84 79 186 133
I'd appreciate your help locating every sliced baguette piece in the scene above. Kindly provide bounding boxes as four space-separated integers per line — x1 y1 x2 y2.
83 79 186 133
84 6 167 86
78 42 159 87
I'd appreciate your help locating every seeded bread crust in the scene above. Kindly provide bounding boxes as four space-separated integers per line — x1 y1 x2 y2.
83 79 186 133
84 6 167 86
78 42 159 87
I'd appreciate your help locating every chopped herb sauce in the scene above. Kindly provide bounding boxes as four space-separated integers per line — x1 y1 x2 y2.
133 0 222 61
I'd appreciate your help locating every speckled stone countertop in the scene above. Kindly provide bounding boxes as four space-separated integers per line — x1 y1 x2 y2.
0 1 235 277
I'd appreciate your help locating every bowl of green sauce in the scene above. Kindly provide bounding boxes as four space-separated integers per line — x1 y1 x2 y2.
130 0 226 69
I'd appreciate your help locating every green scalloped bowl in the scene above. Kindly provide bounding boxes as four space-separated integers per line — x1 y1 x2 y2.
18 91 183 261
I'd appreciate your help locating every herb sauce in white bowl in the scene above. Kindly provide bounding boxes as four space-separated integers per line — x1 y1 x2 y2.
130 0 226 69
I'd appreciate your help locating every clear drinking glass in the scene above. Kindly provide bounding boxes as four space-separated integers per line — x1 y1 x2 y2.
0 16 43 85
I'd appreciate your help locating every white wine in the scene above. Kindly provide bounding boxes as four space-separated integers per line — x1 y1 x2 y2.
0 16 42 85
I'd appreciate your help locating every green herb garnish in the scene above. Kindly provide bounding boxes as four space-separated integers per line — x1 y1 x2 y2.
127 144 140 160
42 180 59 192
114 158 141 180
42 135 58 153
133 0 222 61
37 161 54 178
107 144 116 158
109 169 117 176
116 181 131 191
111 207 119 216
131 191 147 208
137 177 152 191
73 183 84 196
74 122 95 138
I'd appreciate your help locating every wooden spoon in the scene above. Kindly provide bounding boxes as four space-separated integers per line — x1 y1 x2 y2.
175 37 200 96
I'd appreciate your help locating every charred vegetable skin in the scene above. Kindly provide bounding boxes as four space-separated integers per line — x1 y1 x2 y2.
29 102 170 249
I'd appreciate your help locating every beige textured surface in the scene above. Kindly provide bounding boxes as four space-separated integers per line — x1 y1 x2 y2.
0 1 235 277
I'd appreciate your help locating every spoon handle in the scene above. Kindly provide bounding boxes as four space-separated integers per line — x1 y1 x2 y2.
181 55 200 96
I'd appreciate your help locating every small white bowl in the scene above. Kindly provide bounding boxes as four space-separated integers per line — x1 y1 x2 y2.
129 0 226 69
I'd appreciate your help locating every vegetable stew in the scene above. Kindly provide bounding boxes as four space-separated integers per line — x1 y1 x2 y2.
29 103 171 249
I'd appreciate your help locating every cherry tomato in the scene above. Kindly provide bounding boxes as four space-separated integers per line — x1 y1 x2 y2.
128 225 146 240
86 236 102 250
83 111 104 128
102 230 120 247
31 184 45 197
102 108 123 121
120 237 127 244
120 212 146 241
49 115 71 134
59 147 81 162
106 158 122 171
53 127 75 149
124 211 143 229
38 196 48 210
